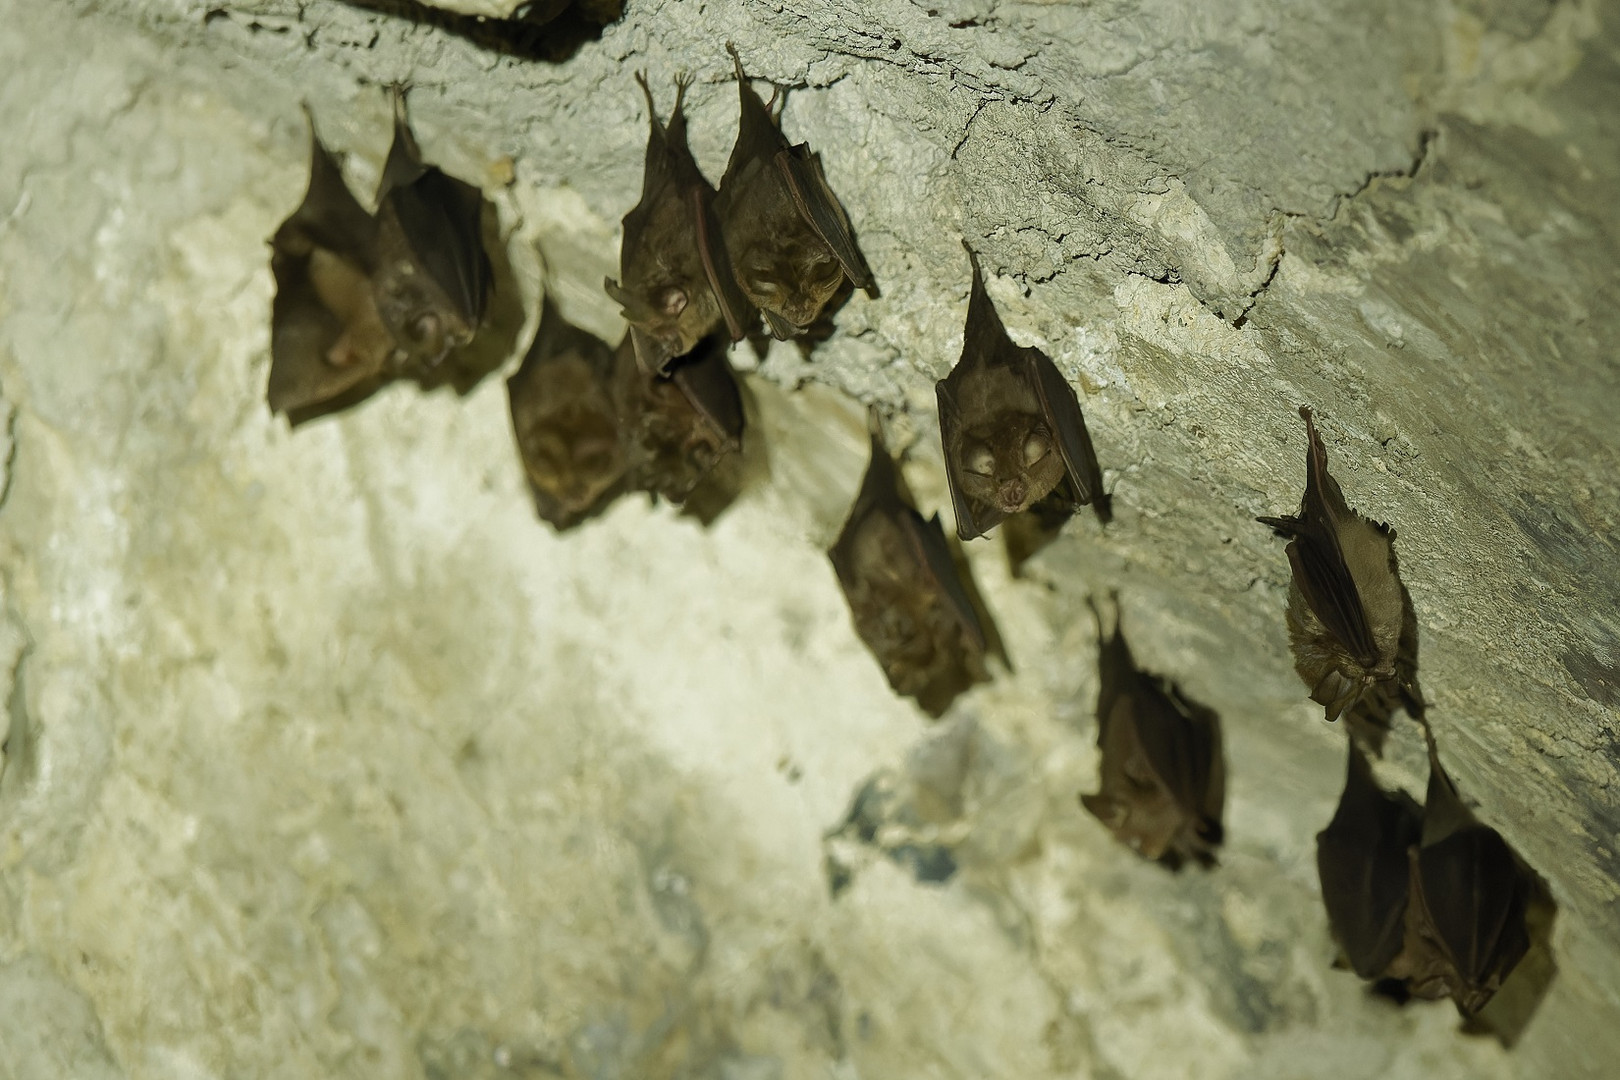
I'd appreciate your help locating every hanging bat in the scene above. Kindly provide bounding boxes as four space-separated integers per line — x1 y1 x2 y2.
1315 742 1424 979
507 298 628 529
938 243 1107 540
267 114 393 423
605 74 753 375
1257 406 1423 733
1080 600 1224 869
714 46 873 340
829 413 990 717
370 88 494 380
615 333 745 505
1399 744 1533 1017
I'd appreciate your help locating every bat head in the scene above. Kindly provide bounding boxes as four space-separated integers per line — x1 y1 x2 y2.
511 358 626 521
734 236 847 336
952 412 1068 517
606 275 723 373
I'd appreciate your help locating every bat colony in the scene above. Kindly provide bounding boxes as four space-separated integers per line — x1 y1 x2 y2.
265 45 1550 1041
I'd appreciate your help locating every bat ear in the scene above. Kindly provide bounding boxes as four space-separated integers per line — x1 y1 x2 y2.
776 148 873 290
603 276 656 323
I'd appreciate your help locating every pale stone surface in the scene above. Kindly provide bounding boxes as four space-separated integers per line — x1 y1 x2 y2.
1 1 1616 1078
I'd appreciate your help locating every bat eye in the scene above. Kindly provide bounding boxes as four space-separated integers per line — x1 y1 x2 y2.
657 287 688 317
967 446 995 476
1023 433 1051 466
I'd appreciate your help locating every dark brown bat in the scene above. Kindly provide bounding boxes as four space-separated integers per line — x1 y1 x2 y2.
507 298 628 529
267 115 392 423
829 413 990 717
1315 742 1424 979
937 243 1107 540
614 333 745 505
371 90 494 380
1258 406 1423 733
1398 745 1533 1017
1080 601 1224 868
605 74 753 375
714 46 873 339
335 2 623 63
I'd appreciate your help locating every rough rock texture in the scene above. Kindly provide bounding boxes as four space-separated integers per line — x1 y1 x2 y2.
1 1 1616 1078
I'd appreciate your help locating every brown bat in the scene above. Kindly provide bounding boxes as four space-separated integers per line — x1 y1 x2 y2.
714 46 873 339
937 243 1107 540
1258 406 1423 734
506 298 628 529
829 413 990 717
267 115 392 423
1080 601 1224 868
1315 742 1424 979
614 333 745 505
371 89 494 381
605 74 753 375
1397 745 1533 1017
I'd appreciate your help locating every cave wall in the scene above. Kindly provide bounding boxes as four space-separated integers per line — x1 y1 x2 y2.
0 1 1616 1077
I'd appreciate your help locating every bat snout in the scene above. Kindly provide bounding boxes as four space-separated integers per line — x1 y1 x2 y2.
997 480 1028 513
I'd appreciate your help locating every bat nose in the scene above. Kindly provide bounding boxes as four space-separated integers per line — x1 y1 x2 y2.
999 480 1027 510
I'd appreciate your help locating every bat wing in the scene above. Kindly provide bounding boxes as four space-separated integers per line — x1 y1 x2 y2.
908 512 988 654
267 257 386 417
1025 349 1104 509
383 167 493 326
1416 750 1532 1010
1258 408 1383 667
1315 743 1422 978
1137 679 1222 830
935 378 995 540
669 338 745 451
718 46 788 192
378 95 430 203
777 145 872 290
281 123 377 265
692 185 754 343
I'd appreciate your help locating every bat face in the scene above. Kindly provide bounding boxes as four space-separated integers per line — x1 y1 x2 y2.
507 304 627 528
1315 743 1423 979
1259 406 1423 729
268 123 393 422
829 418 990 717
606 74 752 374
1081 607 1223 868
615 334 744 504
716 49 871 339
944 394 1067 519
371 98 494 376
938 243 1105 540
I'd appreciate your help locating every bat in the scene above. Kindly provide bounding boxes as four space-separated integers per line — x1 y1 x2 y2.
714 46 873 340
1400 744 1533 1017
829 412 990 717
1080 600 1224 868
615 333 745 505
506 298 628 529
370 89 494 381
1315 742 1424 979
937 243 1107 541
605 74 753 375
267 114 392 423
1258 406 1423 734
334 2 624 63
